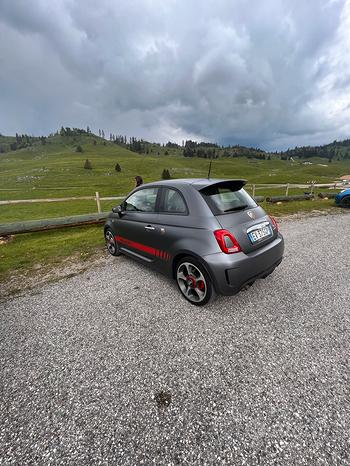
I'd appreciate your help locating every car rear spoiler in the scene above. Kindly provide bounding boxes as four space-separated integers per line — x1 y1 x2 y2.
196 179 247 192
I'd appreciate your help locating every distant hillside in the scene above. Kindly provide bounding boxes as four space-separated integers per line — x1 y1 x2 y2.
0 127 105 154
1 127 350 161
281 139 350 162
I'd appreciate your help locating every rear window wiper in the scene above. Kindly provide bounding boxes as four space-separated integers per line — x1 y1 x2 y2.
223 204 248 212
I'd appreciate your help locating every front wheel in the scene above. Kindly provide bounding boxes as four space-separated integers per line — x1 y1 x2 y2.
176 257 215 306
105 228 121 256
340 195 350 208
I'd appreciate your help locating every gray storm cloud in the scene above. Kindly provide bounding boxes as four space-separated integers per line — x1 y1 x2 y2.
0 0 349 149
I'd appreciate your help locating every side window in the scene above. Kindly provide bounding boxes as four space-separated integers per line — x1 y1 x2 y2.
125 188 158 212
161 188 187 214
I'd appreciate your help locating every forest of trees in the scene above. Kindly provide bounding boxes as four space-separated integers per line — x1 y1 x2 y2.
59 127 91 137
281 142 350 161
0 133 40 152
183 140 219 159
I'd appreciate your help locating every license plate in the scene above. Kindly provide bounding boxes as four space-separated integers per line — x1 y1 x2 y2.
248 225 272 243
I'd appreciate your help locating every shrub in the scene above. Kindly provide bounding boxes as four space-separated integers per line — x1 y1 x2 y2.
76 145 83 152
161 169 171 180
115 163 121 172
84 159 92 169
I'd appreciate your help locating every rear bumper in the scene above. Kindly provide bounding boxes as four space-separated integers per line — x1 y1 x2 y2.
203 234 284 296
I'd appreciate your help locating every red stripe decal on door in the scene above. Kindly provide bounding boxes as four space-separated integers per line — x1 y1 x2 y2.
116 235 157 256
116 235 171 260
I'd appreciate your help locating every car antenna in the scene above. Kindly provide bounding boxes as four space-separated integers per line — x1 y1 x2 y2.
207 159 213 179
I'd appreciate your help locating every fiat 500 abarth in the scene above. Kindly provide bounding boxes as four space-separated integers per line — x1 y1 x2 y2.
104 179 284 305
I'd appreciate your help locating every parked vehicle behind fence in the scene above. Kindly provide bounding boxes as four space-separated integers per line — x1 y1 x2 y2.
335 188 350 208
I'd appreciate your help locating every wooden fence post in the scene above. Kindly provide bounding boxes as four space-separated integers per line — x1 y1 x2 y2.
285 184 289 196
95 192 101 213
310 182 314 195
252 184 256 197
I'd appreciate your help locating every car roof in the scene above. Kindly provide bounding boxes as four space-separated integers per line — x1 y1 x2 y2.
145 178 247 190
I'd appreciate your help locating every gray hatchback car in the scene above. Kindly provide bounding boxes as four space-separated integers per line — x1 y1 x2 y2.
104 179 284 305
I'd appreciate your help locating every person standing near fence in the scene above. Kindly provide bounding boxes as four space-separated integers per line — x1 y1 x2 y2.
135 175 143 187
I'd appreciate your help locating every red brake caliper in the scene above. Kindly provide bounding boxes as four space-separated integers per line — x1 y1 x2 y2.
197 280 205 291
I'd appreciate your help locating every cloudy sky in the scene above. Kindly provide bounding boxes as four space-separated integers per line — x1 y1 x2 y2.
0 0 349 150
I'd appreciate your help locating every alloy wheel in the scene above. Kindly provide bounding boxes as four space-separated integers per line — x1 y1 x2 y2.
105 230 117 255
177 262 207 304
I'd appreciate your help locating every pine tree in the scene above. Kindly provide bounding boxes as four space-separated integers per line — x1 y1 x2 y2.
84 159 92 169
161 169 171 180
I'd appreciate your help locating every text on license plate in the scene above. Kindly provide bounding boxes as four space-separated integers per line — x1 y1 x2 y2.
248 225 272 243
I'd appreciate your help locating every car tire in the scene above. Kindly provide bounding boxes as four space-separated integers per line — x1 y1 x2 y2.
105 228 121 256
175 256 215 306
340 195 350 208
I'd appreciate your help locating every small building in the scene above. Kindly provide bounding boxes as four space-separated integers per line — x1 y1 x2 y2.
339 175 350 185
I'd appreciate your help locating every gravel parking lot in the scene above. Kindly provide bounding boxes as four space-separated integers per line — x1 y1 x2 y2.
1 213 349 465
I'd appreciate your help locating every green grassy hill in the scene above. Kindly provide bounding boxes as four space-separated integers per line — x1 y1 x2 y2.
1 131 349 210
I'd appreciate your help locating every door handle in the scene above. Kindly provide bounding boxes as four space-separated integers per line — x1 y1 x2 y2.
145 225 155 231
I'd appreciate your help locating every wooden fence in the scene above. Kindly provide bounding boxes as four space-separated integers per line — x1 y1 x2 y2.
0 213 109 236
248 181 344 198
0 193 124 213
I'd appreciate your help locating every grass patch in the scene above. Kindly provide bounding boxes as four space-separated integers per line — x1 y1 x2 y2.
264 198 339 216
0 225 103 280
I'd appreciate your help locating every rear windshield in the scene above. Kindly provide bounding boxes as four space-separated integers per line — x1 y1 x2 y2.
200 185 256 214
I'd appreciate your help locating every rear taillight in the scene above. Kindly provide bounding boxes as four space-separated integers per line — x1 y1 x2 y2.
214 229 241 254
269 216 279 232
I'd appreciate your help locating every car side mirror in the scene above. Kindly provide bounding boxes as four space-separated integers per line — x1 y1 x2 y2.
112 205 124 216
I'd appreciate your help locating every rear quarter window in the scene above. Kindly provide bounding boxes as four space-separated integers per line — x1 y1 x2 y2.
160 188 188 214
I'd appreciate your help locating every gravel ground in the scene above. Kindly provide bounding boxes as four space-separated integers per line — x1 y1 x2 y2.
0 214 349 465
